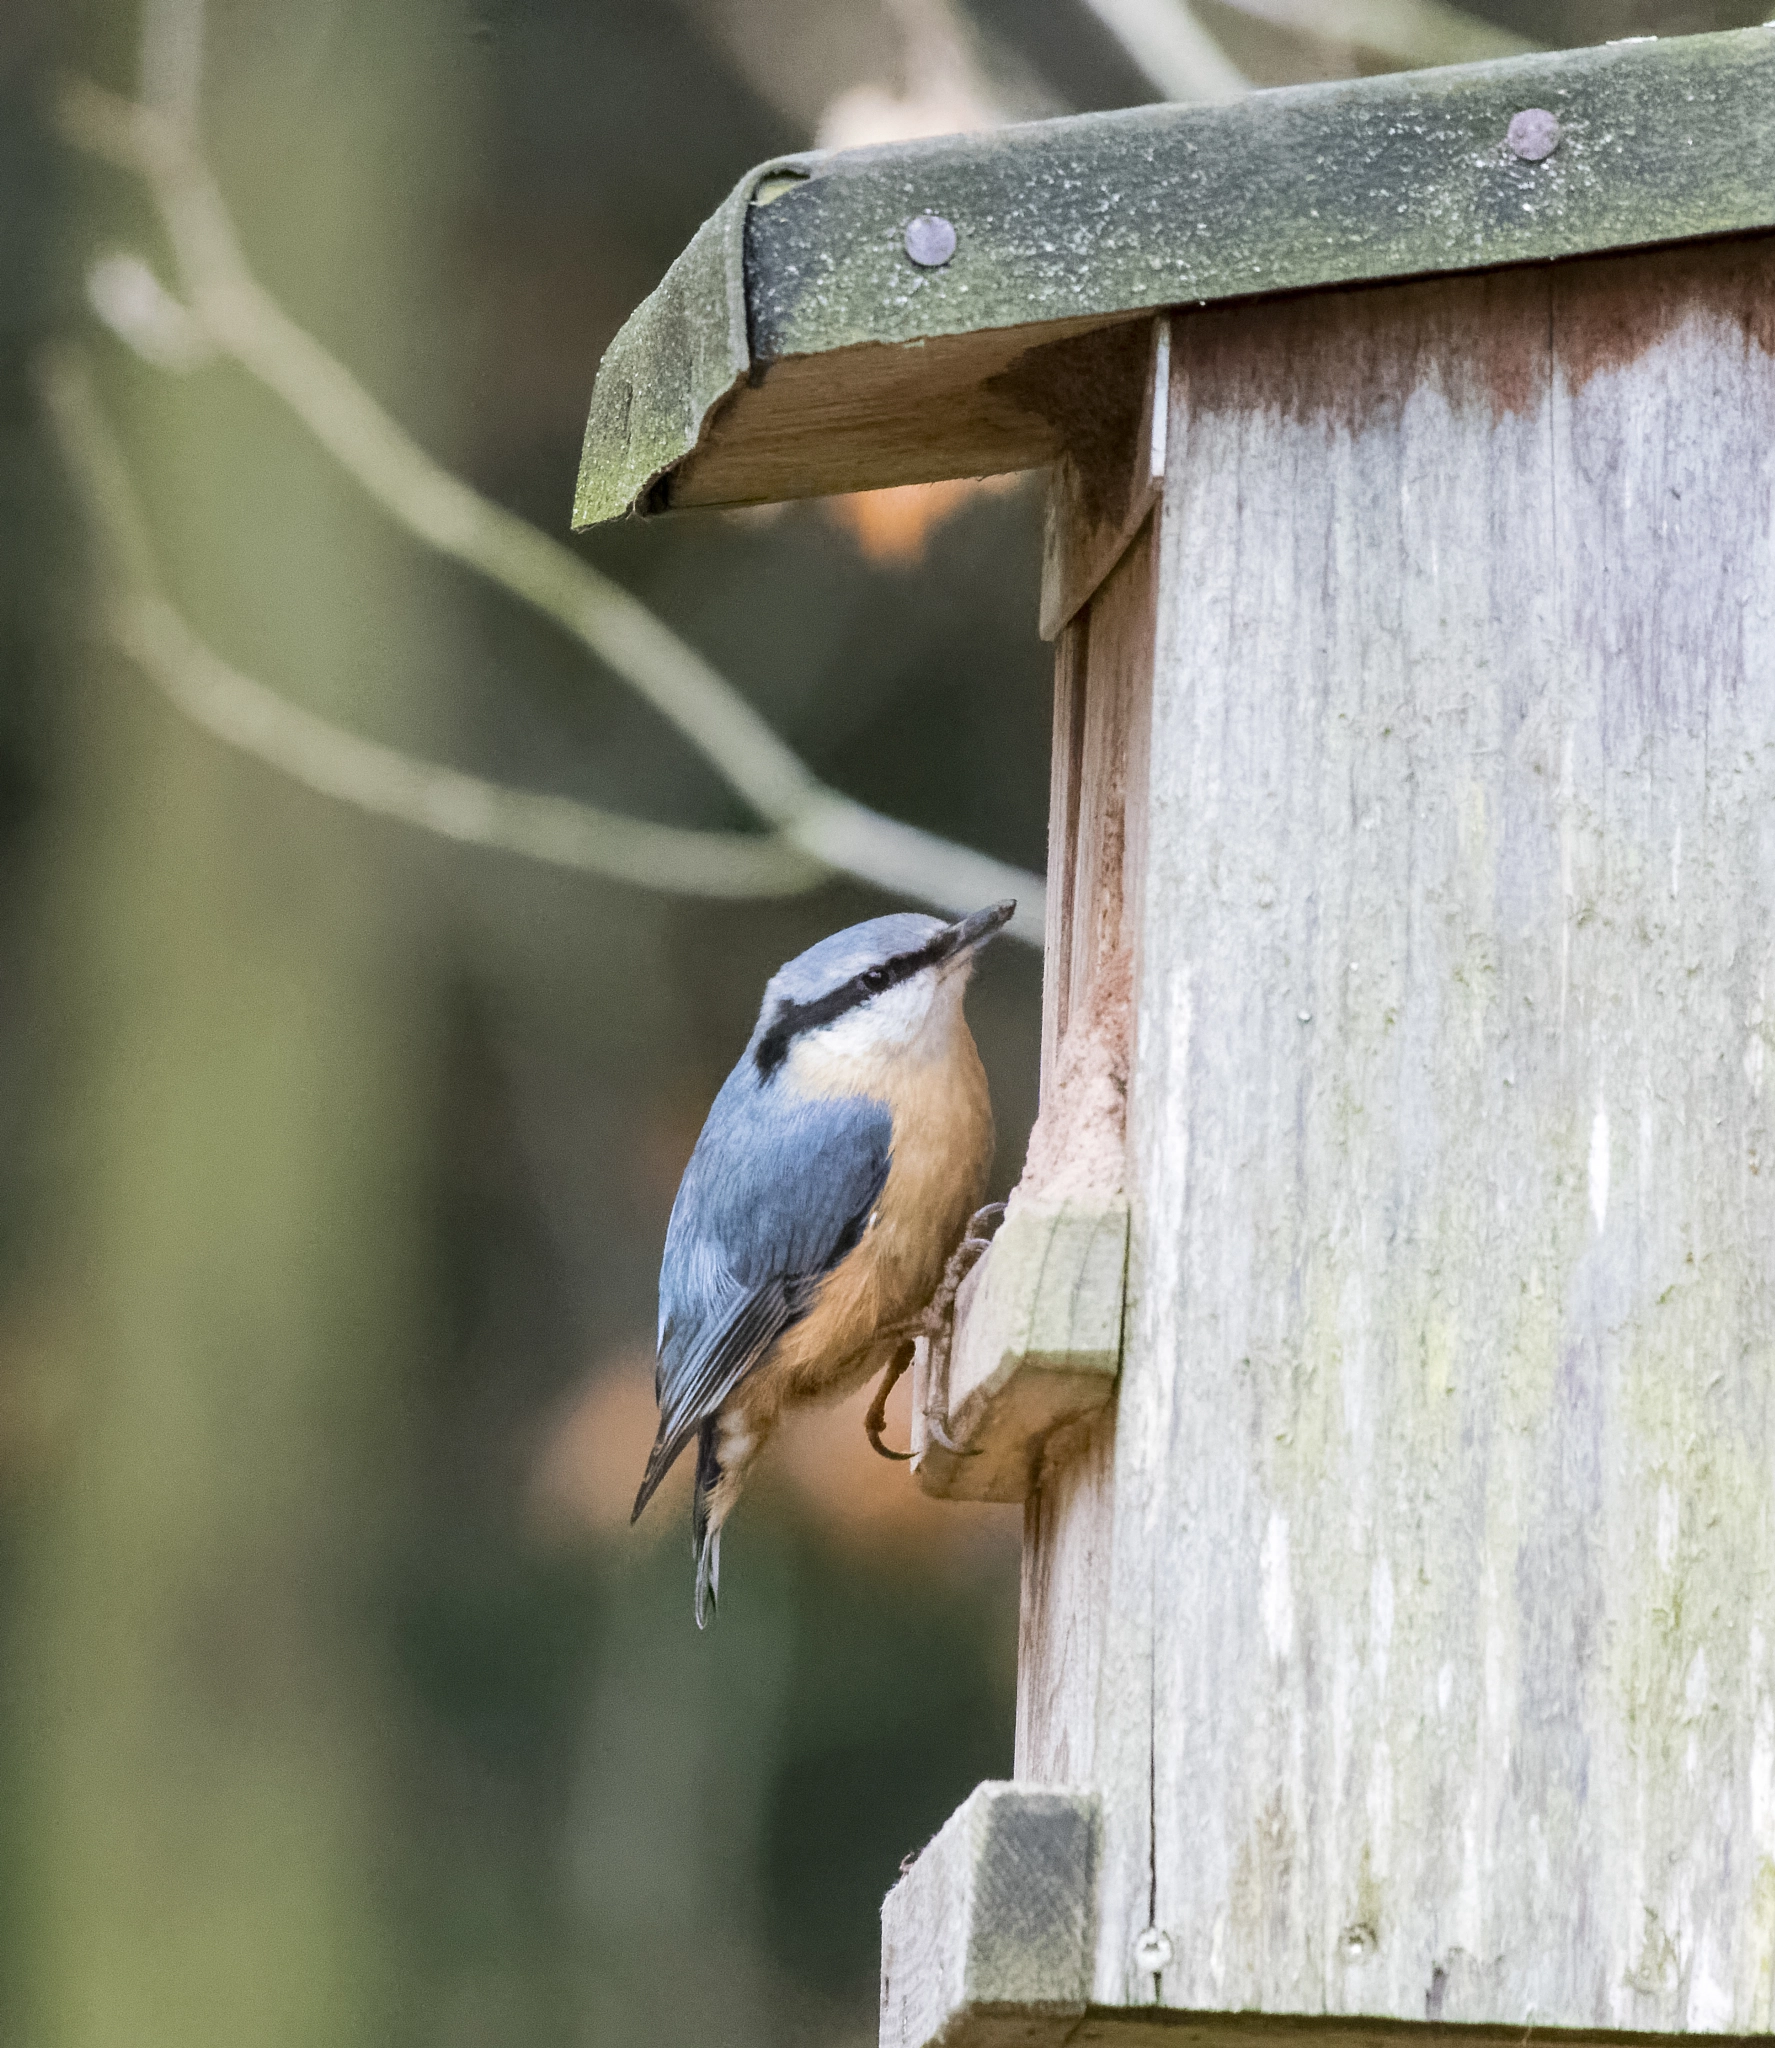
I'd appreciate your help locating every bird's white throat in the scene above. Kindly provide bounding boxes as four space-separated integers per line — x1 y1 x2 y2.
786 962 973 1097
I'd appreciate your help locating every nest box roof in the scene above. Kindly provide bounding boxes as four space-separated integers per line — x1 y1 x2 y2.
574 27 1775 531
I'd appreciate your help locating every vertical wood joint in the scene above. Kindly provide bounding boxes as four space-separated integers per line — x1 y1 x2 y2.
1039 316 1169 642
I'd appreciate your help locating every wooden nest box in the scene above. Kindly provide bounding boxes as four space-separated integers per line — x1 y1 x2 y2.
577 29 1775 2047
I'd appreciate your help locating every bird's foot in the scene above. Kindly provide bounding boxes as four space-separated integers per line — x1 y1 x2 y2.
922 1410 973 1456
919 1203 1009 1456
865 1205 1007 1462
865 1339 916 1462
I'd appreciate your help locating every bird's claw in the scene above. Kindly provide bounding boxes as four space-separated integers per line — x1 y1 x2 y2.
921 1411 978 1457
865 1340 917 1461
862 1206 1007 1462
907 1203 1006 1460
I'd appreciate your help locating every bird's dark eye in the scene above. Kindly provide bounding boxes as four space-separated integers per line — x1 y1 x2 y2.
860 966 891 994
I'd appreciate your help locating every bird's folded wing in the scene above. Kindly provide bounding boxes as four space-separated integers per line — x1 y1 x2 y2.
632 1275 795 1518
633 1083 893 1519
660 1277 794 1463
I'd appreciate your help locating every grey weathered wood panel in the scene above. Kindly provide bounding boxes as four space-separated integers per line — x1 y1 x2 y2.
1017 518 1161 2000
1116 235 1775 2030
880 1783 1099 2048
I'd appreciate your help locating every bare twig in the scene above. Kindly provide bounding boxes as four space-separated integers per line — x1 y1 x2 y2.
39 347 827 898
138 0 205 133
1079 0 1249 102
55 75 1046 939
87 251 213 371
1213 0 1535 67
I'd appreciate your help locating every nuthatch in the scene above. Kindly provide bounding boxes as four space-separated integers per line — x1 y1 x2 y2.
632 901 1014 1623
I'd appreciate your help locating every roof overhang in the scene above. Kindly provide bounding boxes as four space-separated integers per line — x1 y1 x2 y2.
573 27 1775 531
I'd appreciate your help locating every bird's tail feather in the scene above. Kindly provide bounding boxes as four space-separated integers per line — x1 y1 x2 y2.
631 1415 692 1525
692 1420 722 1629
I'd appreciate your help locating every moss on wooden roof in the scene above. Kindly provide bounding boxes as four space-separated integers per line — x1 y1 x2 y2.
575 27 1775 530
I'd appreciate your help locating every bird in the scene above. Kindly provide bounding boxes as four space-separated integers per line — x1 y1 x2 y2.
631 900 1014 1624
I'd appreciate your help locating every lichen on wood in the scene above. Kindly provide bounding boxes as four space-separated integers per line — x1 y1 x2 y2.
577 29 1775 527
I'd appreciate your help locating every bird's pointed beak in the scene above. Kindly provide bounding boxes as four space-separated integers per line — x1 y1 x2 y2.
941 899 1017 961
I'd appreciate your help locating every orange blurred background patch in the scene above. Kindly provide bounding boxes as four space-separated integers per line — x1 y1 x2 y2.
530 1345 1018 1569
824 473 1024 566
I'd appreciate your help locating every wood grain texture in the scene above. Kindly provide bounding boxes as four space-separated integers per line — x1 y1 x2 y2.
1017 518 1162 2007
1126 235 1775 2030
1040 321 1169 642
1042 616 1089 1099
914 1199 1128 1503
669 315 1110 511
880 1783 1099 2048
1054 528 1153 1083
1018 1406 1118 1787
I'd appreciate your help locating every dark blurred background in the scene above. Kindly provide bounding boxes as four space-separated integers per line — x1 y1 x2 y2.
0 2 1764 2042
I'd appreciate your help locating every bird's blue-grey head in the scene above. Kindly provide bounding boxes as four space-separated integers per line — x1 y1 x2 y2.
750 901 1015 1082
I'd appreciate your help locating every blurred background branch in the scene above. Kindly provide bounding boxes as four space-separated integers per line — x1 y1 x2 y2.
1215 0 1536 66
55 72 1047 936
137 0 205 129
1073 0 1538 98
1078 0 1250 100
40 347 828 898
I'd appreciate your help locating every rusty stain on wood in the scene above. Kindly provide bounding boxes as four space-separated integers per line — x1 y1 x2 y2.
1167 233 1775 437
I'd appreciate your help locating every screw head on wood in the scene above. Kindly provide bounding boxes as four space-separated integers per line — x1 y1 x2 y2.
904 213 958 267
1133 1926 1174 1974
1506 108 1561 161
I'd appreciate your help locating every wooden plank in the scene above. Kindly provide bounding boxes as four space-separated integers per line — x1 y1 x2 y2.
1051 513 1154 1170
880 1783 1098 2048
1016 1406 1116 1787
910 480 1157 1504
669 312 1124 512
577 30 1775 526
1042 613 1089 1096
912 1198 1127 1503
1039 319 1170 643
1127 233 1775 2030
1018 509 1163 2008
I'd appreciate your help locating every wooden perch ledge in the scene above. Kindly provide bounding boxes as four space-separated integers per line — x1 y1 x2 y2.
911 1198 1129 1502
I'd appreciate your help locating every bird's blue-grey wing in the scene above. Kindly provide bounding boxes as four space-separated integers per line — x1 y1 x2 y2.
631 1071 891 1519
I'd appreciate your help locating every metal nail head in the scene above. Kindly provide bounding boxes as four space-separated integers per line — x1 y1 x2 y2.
1133 1926 1174 1974
904 213 957 267
1506 108 1560 162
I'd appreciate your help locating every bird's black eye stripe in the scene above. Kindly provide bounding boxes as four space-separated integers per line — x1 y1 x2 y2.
753 931 953 1079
